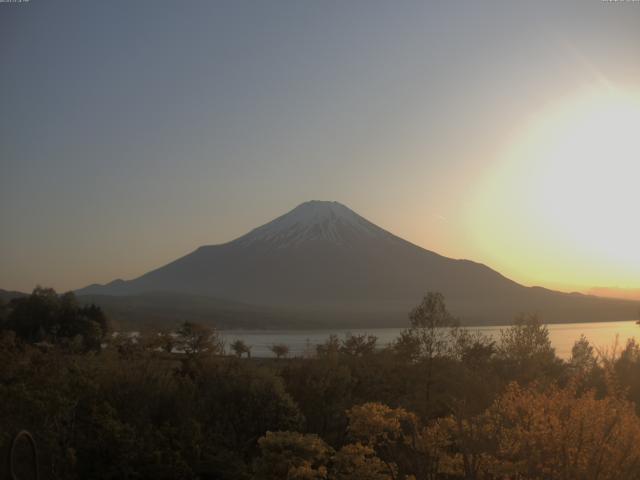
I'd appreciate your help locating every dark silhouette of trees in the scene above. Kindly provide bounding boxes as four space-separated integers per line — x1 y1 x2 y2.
497 313 561 383
570 334 597 373
340 333 377 357
253 431 332 480
174 320 224 377
397 292 459 412
231 339 252 358
0 298 8 329
175 321 223 357
4 286 109 351
316 334 340 357
270 343 290 359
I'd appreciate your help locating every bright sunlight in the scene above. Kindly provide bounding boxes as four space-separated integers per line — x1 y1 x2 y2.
469 87 640 292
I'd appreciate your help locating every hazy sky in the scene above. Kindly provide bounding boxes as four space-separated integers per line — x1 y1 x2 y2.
2 1 639 296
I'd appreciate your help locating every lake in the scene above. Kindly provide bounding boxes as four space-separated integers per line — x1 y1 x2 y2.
221 320 640 359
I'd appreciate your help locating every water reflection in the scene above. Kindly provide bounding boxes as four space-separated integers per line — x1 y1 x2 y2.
222 320 639 359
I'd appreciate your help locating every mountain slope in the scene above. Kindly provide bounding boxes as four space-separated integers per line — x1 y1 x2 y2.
77 201 637 326
0 289 28 303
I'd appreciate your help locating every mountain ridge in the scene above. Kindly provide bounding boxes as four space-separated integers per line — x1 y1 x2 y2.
75 200 638 326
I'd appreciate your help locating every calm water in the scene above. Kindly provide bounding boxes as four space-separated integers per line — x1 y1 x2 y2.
222 320 640 359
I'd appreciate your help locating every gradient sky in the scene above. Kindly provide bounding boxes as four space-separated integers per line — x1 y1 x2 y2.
1 1 639 297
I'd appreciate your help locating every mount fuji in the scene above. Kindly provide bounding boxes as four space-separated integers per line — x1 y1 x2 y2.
77 201 637 326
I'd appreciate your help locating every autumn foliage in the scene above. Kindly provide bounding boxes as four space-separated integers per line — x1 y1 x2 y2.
3 289 640 479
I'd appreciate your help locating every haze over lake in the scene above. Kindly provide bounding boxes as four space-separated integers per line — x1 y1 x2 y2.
222 320 639 359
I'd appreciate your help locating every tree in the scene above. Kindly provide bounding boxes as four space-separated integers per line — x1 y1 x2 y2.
499 313 551 358
270 343 290 360
479 382 640 479
143 329 176 354
331 443 392 480
281 355 352 440
79 303 110 338
347 402 440 479
254 431 332 480
255 433 393 480
450 328 496 368
611 339 640 411
316 334 340 357
340 333 378 357
175 321 223 357
570 334 597 373
0 297 8 329
391 329 422 362
4 287 109 351
5 286 60 342
403 292 458 358
174 321 224 377
230 339 252 358
434 407 497 479
397 292 459 408
497 313 559 383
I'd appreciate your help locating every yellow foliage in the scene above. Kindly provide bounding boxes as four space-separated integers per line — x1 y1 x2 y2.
347 402 419 447
346 402 442 479
437 382 640 479
331 443 393 480
486 382 640 479
255 431 332 480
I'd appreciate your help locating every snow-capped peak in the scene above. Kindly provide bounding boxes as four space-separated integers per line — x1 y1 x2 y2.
234 200 389 247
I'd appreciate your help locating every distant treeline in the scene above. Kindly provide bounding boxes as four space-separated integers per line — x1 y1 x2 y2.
3 288 640 479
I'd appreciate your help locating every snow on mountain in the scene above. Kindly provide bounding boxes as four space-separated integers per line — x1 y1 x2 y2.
234 201 389 248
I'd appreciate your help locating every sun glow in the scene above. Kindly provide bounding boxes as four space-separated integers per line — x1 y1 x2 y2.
468 87 640 292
